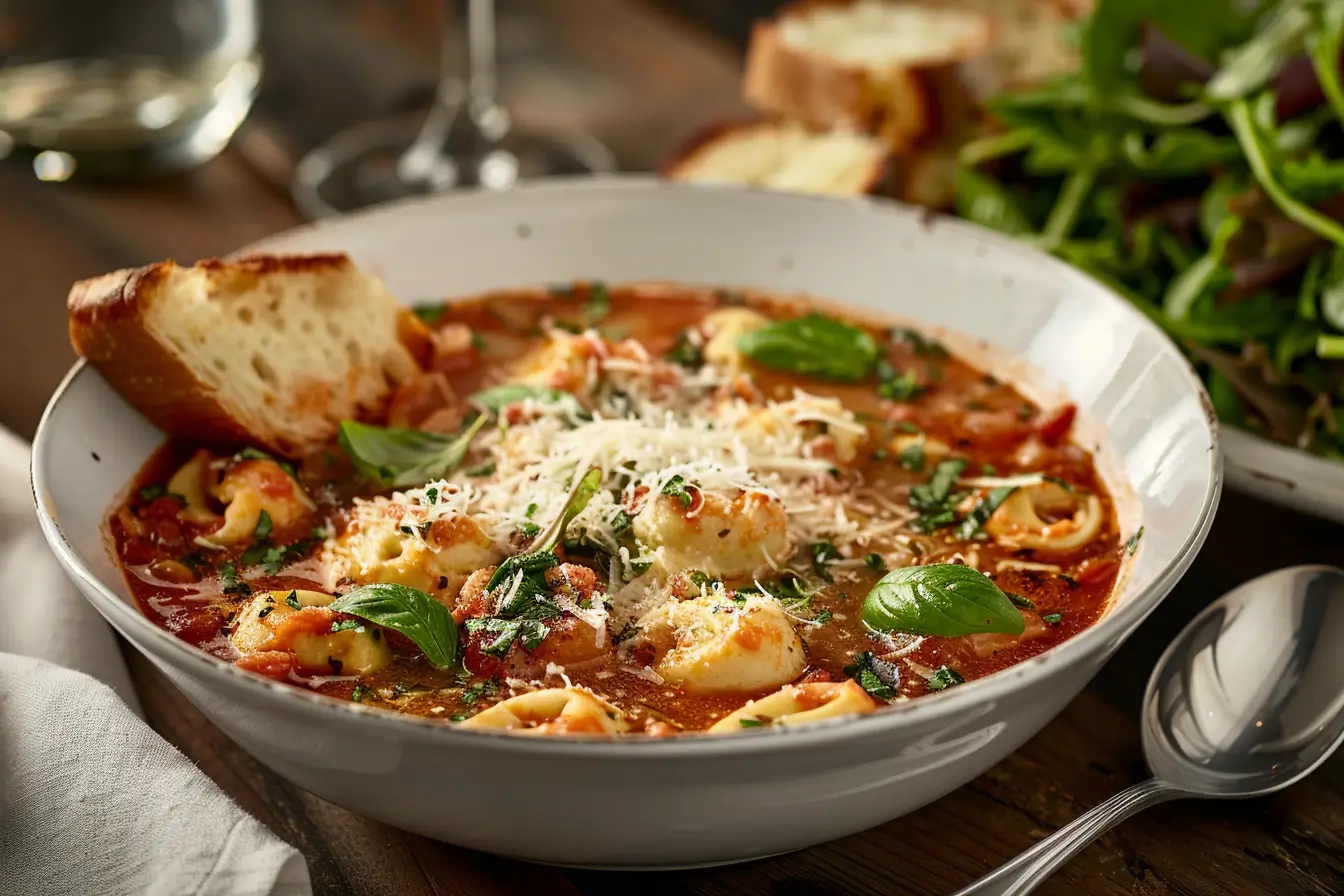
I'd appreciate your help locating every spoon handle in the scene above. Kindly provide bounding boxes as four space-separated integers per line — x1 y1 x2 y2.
953 778 1185 896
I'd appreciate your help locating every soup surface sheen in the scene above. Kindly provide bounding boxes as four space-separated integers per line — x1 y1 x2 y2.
111 284 1126 736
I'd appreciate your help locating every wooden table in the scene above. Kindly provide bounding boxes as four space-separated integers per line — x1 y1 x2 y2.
5 2 1344 893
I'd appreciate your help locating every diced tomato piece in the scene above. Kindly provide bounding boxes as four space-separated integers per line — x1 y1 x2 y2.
461 630 512 679
1037 404 1078 445
268 606 337 643
235 651 295 682
165 605 230 645
1074 557 1119 584
142 496 186 520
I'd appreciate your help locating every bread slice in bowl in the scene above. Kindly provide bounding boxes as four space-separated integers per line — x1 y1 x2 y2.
68 253 431 458
664 119 890 196
742 0 993 151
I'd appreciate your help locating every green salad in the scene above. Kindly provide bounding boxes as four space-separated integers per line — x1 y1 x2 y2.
955 0 1344 457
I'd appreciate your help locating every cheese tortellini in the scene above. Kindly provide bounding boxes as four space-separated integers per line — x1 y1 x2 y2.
708 681 878 732
701 307 769 369
460 687 626 735
323 500 498 597
985 481 1103 553
637 591 805 694
632 489 790 579
203 456 315 546
230 589 392 675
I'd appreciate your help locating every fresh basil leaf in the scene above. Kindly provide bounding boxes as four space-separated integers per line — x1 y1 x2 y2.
330 583 459 669
252 509 273 542
339 415 486 488
736 314 878 382
862 563 1025 637
955 486 1018 540
469 384 570 414
661 474 695 508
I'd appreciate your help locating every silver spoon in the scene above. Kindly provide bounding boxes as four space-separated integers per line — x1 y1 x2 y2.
956 564 1344 896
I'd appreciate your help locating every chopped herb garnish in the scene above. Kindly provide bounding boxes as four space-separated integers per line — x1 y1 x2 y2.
413 304 445 324
982 463 997 476
611 621 639 644
1059 574 1081 589
449 713 470 722
895 421 922 434
219 563 251 596
870 448 890 461
257 606 272 619
525 503 538 519
1008 594 1036 610
865 552 887 573
926 665 965 690
1044 476 1078 493
898 441 925 472
844 651 899 701
661 475 695 508
814 609 833 625
284 590 301 609
878 367 923 402
581 282 611 327
910 459 968 513
350 683 372 702
1018 404 1034 421
1042 612 1063 625
889 327 949 359
330 619 365 633
138 483 184 504
1125 527 1145 556
666 330 703 367
688 570 719 590
611 509 633 536
425 486 439 505
739 718 767 728
517 522 541 538
955 486 1018 540
810 542 841 583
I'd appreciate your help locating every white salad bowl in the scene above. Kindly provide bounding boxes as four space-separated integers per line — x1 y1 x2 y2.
31 177 1220 868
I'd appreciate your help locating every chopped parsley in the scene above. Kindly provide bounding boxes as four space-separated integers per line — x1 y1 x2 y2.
219 563 251 596
877 365 923 402
814 609 834 625
1125 527 1145 556
425 486 439 505
865 552 887 573
666 330 703 368
330 619 365 633
611 510 633 536
1008 594 1036 610
413 304 445 324
810 542 841 583
137 483 184 504
517 522 541 538
1042 612 1063 625
926 665 965 690
739 718 767 728
460 678 500 705
525 503 538 519
284 590 301 609
350 683 372 702
1059 574 1081 590
661 475 695 508
581 282 611 327
889 327 949 359
897 441 925 472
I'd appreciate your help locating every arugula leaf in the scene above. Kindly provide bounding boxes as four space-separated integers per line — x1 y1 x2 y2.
955 167 1035 236
339 415 486 488
862 563 1025 637
736 314 879 382
330 583 458 668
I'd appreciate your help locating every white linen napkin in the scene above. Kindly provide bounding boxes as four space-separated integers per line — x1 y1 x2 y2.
0 426 313 896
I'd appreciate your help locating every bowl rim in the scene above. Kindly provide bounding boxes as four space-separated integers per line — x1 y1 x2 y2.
31 175 1223 758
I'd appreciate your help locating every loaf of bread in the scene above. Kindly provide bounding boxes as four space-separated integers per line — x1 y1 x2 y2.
742 0 993 152
664 119 890 197
68 253 431 458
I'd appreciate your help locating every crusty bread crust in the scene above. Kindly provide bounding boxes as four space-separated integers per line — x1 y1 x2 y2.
69 253 431 458
663 118 892 197
742 1 993 152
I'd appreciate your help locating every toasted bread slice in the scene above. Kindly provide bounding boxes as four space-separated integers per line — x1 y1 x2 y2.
68 253 431 458
948 0 1090 101
664 119 890 197
742 0 993 151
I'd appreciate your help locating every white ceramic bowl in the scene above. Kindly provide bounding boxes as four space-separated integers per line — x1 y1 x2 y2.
32 178 1221 869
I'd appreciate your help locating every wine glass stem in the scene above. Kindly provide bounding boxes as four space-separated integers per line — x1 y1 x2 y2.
465 0 502 134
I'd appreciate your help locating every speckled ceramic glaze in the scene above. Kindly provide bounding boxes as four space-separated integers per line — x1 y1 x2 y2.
32 178 1221 868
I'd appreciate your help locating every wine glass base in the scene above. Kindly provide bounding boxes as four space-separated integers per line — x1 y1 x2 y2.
292 111 617 219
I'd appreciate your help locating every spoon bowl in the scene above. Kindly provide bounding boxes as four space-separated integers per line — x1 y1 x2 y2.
1144 564 1344 797
959 564 1344 896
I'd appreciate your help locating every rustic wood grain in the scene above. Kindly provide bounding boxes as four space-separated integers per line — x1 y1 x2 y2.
6 2 1344 894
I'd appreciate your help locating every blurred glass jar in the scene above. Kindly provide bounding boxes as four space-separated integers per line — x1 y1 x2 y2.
0 0 260 178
